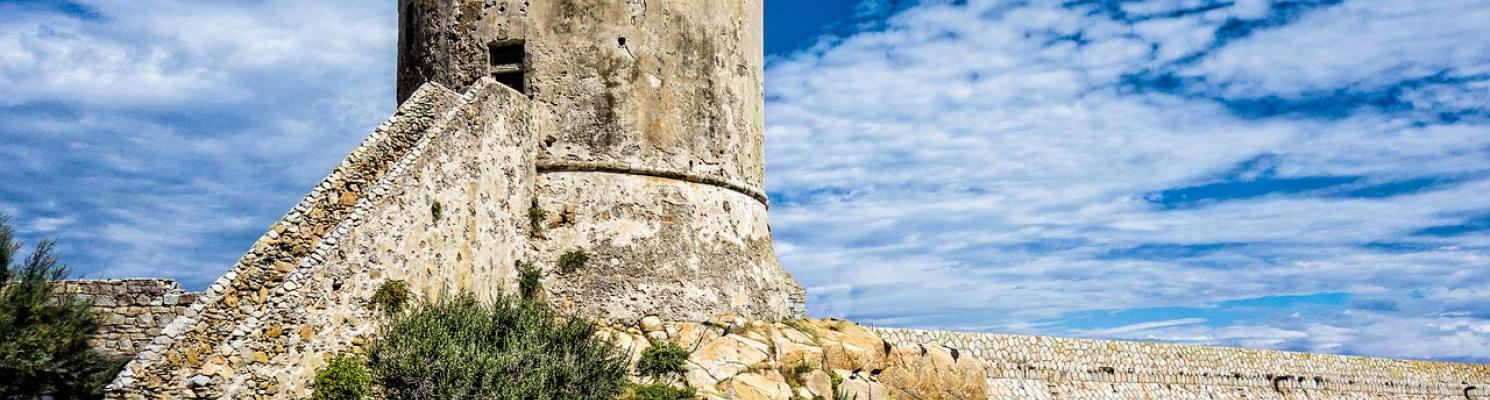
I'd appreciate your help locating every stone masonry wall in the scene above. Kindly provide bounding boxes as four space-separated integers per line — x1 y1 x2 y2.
528 171 803 325
106 82 469 399
59 279 196 357
398 0 804 326
107 78 540 399
185 79 535 398
873 327 1490 399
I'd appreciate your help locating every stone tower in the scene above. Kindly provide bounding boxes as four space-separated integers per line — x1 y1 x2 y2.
91 2 1490 398
397 0 802 323
105 1 801 396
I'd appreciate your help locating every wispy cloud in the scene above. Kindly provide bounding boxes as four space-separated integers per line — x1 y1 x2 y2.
0 0 396 285
766 0 1490 361
1078 318 1206 337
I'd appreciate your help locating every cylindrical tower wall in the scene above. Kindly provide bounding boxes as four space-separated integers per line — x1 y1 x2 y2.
397 0 801 323
398 0 766 190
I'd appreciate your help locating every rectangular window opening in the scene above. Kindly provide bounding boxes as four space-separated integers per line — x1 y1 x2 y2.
489 41 526 93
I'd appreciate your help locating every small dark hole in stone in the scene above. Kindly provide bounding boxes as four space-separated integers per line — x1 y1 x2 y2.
488 41 526 93
618 37 627 47
489 41 525 66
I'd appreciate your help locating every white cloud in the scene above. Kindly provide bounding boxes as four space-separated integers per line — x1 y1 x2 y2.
1078 318 1207 336
767 0 1490 360
0 0 397 287
29 215 76 233
1186 0 1490 99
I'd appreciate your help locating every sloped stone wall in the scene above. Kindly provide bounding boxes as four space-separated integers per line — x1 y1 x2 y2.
188 79 536 398
105 82 471 399
873 327 1490 399
60 279 196 357
106 78 539 399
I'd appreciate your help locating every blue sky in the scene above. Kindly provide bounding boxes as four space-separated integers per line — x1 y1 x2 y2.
3 0 1490 362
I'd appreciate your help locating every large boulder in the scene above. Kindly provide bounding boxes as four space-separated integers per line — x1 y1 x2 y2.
880 343 988 399
608 315 988 400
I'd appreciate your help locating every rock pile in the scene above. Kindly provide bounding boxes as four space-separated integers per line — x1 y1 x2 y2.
603 316 988 399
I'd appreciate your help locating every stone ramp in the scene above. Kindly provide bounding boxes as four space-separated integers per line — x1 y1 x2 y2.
873 327 1490 399
105 80 539 398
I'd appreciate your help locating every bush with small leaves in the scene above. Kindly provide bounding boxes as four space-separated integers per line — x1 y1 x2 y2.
528 203 547 233
0 215 128 399
369 293 629 400
783 361 816 388
371 280 410 313
312 355 371 400
557 250 589 274
636 341 689 380
517 261 542 301
626 383 695 400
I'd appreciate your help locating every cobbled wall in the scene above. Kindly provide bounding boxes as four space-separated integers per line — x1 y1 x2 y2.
59 279 196 357
104 81 489 399
873 327 1490 399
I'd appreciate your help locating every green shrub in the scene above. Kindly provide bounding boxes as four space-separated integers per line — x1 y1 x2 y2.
626 383 695 400
370 280 410 313
312 355 371 400
557 250 589 274
636 341 689 379
0 214 127 399
430 201 443 221
516 261 542 301
368 293 628 400
783 362 815 388
528 203 547 234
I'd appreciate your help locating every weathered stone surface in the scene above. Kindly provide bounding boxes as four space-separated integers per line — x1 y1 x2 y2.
799 370 833 399
879 344 987 399
727 371 791 400
811 319 888 370
398 0 803 325
531 171 799 325
105 82 474 399
619 317 987 400
640 316 665 333
874 327 1490 399
688 334 771 389
58 279 196 357
397 0 766 188
837 374 891 400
